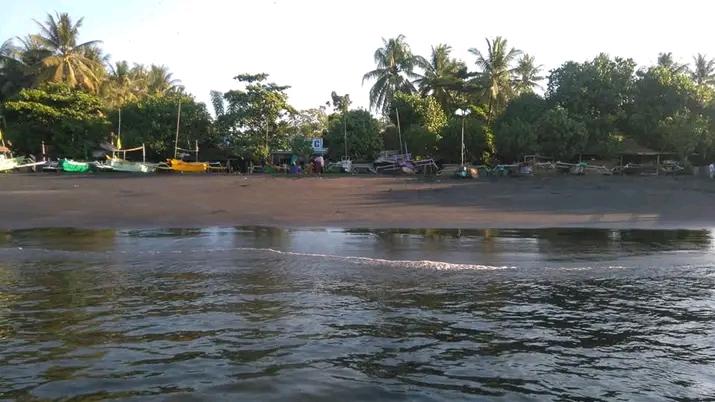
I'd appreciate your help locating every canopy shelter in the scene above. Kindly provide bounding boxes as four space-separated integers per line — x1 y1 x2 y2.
617 138 674 176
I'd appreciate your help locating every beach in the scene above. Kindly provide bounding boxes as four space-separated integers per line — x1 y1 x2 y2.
0 174 712 229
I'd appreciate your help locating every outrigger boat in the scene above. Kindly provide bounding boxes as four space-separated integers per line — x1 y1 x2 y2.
0 129 46 172
60 159 91 173
97 137 157 173
160 101 208 173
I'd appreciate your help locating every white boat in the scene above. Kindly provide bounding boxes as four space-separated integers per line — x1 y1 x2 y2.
0 153 21 171
0 146 46 172
106 158 157 173
99 140 155 173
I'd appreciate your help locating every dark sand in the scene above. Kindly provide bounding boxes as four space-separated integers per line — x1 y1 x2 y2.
1 174 713 229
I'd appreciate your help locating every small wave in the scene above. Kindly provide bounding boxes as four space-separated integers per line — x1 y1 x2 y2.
544 265 629 271
232 247 513 271
0 245 512 270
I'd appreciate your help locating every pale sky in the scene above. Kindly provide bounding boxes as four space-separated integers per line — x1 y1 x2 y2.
2 0 714 114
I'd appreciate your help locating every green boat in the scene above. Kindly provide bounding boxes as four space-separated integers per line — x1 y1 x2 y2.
60 159 91 173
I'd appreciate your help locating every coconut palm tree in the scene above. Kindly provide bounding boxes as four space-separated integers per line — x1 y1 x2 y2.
657 52 688 75
414 44 466 112
0 39 15 61
469 36 522 122
102 60 141 107
362 35 426 115
513 53 543 95
0 38 34 101
146 65 182 95
691 53 715 86
32 12 103 93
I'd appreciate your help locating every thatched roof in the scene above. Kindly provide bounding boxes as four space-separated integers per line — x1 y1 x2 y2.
617 138 669 156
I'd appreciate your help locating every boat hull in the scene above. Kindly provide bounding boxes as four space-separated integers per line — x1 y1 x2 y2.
110 159 157 173
0 157 21 172
60 159 91 173
167 159 208 173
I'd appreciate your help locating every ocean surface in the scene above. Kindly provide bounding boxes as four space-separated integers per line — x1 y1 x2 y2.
0 227 714 401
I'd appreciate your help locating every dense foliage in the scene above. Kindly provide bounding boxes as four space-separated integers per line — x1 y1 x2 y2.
3 11 715 165
4 83 109 157
325 110 382 160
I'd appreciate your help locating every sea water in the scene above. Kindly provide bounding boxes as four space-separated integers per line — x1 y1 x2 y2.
0 227 714 400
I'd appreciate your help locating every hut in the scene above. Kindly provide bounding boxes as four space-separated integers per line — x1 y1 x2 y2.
616 139 675 176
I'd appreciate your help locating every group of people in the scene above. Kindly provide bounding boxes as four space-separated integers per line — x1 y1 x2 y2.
289 155 325 175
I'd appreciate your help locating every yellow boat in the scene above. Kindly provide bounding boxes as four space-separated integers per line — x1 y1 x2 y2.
167 158 208 173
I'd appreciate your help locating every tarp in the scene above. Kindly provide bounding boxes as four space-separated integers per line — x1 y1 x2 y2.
60 159 90 173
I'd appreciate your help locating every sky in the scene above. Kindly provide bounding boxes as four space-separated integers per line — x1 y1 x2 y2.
2 0 715 114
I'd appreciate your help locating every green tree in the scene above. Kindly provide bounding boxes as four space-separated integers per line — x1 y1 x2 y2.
547 54 636 155
414 44 467 113
290 107 328 138
146 65 182 95
657 52 688 75
469 36 522 123
438 115 494 163
108 93 212 160
325 109 381 160
362 35 426 115
691 53 715 86
289 135 314 161
494 93 548 161
657 109 711 162
388 92 447 158
513 54 543 95
220 73 295 160
4 83 109 157
535 106 588 160
102 61 139 108
626 66 699 150
0 39 30 102
32 12 103 93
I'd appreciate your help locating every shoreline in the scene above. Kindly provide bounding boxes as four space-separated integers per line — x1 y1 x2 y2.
1 174 713 230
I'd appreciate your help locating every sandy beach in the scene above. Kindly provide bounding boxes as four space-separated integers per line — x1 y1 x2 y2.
0 174 713 230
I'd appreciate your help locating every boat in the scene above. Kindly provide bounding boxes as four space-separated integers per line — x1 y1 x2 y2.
97 142 157 173
104 158 157 173
0 152 23 172
60 159 91 173
164 158 208 173
0 132 46 172
162 101 209 173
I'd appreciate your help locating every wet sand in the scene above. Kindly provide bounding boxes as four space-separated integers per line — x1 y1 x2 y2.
0 174 713 229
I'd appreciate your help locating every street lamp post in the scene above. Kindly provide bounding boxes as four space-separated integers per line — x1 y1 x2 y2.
455 108 471 166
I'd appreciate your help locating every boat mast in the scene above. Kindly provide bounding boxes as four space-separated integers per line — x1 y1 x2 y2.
174 101 181 159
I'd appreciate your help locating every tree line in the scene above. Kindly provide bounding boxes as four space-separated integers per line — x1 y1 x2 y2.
2 12 715 165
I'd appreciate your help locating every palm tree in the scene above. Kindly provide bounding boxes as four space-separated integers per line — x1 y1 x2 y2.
691 53 715 86
147 65 182 95
32 12 103 92
469 36 522 122
362 35 426 115
0 39 15 61
102 60 140 107
414 44 466 112
0 38 34 101
513 54 543 95
657 52 688 75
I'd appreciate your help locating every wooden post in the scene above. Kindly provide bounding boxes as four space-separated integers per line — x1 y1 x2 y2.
656 154 660 176
396 107 403 155
174 101 181 159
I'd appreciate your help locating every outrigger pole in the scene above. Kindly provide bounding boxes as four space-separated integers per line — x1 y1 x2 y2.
174 101 181 159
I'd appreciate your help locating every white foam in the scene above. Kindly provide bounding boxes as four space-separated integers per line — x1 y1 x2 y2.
232 247 513 271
